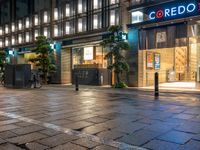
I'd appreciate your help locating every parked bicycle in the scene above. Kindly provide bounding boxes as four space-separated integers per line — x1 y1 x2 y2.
0 73 4 86
29 72 42 88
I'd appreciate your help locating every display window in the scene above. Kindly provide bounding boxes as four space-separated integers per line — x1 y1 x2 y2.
72 46 108 69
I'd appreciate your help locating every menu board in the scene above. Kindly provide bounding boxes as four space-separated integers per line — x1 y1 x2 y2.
146 52 154 69
154 53 160 70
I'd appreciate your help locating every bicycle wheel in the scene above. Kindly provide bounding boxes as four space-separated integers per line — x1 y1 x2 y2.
1 79 4 86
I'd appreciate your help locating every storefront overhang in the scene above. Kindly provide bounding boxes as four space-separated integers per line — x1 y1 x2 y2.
62 32 110 48
128 0 200 30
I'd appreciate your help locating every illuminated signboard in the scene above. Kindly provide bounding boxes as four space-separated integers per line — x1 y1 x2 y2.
154 53 160 70
146 51 154 69
147 0 200 22
84 47 94 60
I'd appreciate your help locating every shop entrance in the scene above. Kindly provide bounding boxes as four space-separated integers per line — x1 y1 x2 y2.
138 44 199 87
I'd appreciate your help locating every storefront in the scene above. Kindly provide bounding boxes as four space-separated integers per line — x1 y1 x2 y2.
128 0 200 87
6 42 62 84
61 34 111 85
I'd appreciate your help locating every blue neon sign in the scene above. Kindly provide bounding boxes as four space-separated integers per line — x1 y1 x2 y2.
147 0 200 22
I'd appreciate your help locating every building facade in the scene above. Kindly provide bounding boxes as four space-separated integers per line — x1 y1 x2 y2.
128 0 200 87
0 0 130 85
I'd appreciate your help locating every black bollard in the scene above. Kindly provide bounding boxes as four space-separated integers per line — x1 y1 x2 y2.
33 74 36 88
75 75 79 91
155 72 159 97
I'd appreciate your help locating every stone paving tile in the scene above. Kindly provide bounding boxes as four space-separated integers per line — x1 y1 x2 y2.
72 138 100 149
67 114 98 121
143 139 181 150
50 119 73 126
118 129 161 146
97 129 126 140
63 121 94 130
11 125 45 135
180 140 200 150
0 131 17 139
51 142 87 150
173 114 196 120
174 122 200 134
38 134 78 147
82 125 108 135
7 132 47 145
0 137 6 144
85 116 109 123
114 122 147 134
0 124 19 132
157 130 194 144
39 129 61 136
92 145 119 150
144 123 175 134
0 119 20 126
25 142 49 150
0 143 23 150
14 122 33 127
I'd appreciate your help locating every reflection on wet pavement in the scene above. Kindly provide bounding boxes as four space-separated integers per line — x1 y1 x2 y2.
0 86 199 149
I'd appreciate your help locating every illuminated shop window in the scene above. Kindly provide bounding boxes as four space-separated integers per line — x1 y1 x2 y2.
93 15 98 29
54 8 58 20
43 11 49 23
93 0 101 9
25 32 30 42
72 46 108 68
65 22 70 34
110 0 119 4
18 34 22 44
78 18 83 32
34 29 39 39
25 17 30 28
5 24 9 34
78 0 83 13
0 39 3 48
54 25 58 37
11 23 15 32
11 36 15 45
34 15 39 26
5 37 9 46
78 18 86 32
43 27 50 38
78 0 86 13
18 20 22 30
131 11 143 24
0 27 3 35
110 10 119 25
93 14 101 29
66 4 70 17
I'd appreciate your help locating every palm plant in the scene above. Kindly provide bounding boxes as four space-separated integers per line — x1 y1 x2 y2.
101 25 130 88
29 36 56 84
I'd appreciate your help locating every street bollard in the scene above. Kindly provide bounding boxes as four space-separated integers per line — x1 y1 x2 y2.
33 74 36 88
75 75 79 91
155 72 159 97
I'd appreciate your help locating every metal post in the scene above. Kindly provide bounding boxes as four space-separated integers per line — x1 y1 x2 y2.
75 75 79 91
155 72 159 97
33 74 36 88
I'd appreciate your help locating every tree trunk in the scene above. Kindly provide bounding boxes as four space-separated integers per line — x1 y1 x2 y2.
116 73 120 84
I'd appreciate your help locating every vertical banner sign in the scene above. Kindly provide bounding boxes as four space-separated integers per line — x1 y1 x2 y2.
146 52 154 69
154 53 160 70
147 0 200 23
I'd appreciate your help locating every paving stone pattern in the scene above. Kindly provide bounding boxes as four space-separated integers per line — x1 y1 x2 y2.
0 86 199 149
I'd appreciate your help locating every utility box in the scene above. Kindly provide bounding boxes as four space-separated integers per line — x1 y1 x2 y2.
4 64 31 88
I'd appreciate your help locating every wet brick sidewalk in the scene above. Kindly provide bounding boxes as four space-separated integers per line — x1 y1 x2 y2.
0 86 199 149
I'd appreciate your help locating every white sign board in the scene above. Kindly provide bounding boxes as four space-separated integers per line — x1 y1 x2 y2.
156 32 166 43
84 47 93 60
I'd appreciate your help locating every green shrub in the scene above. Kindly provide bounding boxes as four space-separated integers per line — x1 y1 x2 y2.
114 82 128 88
